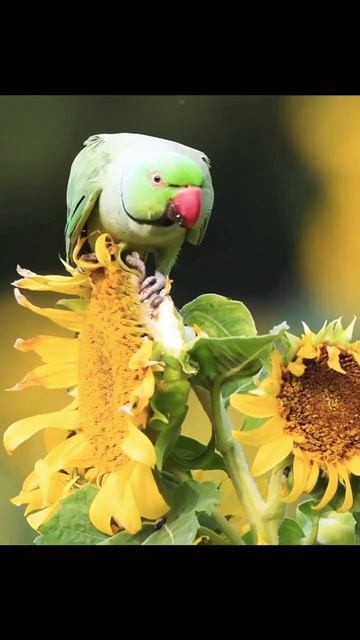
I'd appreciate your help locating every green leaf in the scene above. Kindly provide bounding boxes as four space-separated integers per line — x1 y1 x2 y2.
317 511 355 545
153 408 188 470
296 498 319 538
170 434 226 471
150 376 191 469
187 332 283 389
222 376 255 403
104 479 220 546
34 486 108 545
278 518 305 545
181 294 257 338
353 512 360 545
98 525 157 545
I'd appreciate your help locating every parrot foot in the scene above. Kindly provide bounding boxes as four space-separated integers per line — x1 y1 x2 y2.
140 271 166 305
125 252 146 283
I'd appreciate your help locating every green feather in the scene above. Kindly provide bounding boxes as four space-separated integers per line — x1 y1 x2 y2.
65 135 110 262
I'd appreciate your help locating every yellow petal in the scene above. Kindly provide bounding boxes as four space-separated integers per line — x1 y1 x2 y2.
14 288 84 332
232 415 284 447
306 463 320 491
33 463 72 505
287 361 306 376
128 340 154 369
347 455 360 475
44 428 68 452
130 463 169 520
282 454 309 503
131 368 155 413
312 465 339 511
327 346 346 374
4 408 79 453
121 423 156 467
11 488 42 507
8 362 78 391
251 435 294 476
230 394 278 418
271 350 283 381
89 465 141 535
14 335 79 363
27 504 60 531
95 233 117 266
41 433 91 474
337 465 353 513
14 268 89 297
350 349 360 366
297 342 318 359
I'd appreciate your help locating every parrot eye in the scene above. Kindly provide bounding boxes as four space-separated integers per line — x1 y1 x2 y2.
150 172 166 187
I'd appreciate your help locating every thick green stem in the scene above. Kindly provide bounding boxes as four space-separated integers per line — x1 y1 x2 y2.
211 511 245 545
171 466 243 544
197 526 231 545
210 380 270 543
262 464 289 544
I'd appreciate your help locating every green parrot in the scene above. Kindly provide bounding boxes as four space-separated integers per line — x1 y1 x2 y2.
65 133 214 305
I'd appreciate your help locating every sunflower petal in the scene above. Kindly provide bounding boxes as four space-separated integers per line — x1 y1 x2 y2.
121 423 156 467
251 435 294 476
282 453 309 503
13 271 89 297
271 351 283 381
41 433 91 473
131 368 155 413
337 465 353 513
130 463 169 520
297 340 318 359
287 361 306 376
312 465 339 511
89 465 141 535
27 504 60 531
44 428 68 452
14 288 84 332
8 362 78 391
230 394 278 418
4 408 79 453
232 415 284 447
14 335 79 363
306 463 320 491
327 346 346 374
128 340 154 369
348 455 360 475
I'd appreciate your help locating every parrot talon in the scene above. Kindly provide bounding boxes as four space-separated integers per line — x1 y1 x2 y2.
139 270 166 307
125 252 146 283
148 293 163 309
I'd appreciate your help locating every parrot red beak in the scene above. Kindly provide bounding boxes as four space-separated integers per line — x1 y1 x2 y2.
170 187 202 229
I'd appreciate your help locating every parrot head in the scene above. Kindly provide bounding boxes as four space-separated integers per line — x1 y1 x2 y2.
121 151 206 229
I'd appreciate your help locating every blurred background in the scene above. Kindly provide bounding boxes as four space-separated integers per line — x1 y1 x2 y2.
1 95 360 543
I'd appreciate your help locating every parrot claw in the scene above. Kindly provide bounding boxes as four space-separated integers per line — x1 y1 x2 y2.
147 293 163 309
139 271 166 305
125 252 146 283
125 254 166 308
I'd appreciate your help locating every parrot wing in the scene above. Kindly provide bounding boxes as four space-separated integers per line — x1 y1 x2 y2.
186 155 214 246
65 135 111 263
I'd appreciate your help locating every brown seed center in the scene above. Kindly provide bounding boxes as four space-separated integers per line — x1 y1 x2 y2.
278 345 360 463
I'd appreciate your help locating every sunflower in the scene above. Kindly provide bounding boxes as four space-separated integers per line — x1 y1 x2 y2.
3 233 174 536
230 319 360 513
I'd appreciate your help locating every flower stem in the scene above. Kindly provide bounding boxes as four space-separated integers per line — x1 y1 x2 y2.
211 511 245 545
210 380 271 544
196 526 231 545
262 463 289 544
